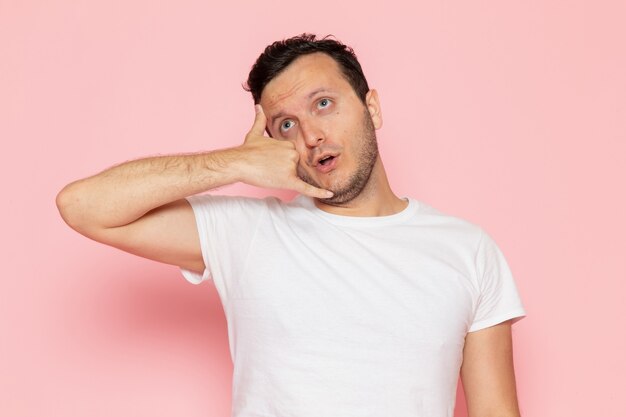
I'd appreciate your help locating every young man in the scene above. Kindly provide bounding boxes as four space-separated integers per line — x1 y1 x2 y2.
57 34 526 417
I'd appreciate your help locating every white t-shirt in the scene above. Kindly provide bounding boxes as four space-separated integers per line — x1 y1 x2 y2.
181 194 526 417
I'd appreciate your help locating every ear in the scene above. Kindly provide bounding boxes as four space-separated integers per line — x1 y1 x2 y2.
365 89 383 129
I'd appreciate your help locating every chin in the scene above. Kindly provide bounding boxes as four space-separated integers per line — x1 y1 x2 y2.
319 183 365 206
300 164 374 205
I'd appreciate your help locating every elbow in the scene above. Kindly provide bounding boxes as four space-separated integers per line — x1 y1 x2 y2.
56 184 75 226
56 183 86 232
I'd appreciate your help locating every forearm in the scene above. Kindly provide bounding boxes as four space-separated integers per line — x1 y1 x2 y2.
58 106 331 233
57 147 242 231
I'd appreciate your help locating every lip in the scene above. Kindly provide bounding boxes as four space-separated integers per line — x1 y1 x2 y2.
313 152 338 166
315 154 339 173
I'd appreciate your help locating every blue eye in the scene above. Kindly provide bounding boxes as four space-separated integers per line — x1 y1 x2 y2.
281 120 295 132
318 98 331 109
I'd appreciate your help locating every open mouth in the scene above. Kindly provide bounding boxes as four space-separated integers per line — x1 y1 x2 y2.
314 154 338 173
318 155 335 166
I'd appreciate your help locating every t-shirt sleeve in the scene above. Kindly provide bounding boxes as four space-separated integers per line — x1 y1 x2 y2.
179 194 216 285
179 194 265 291
468 230 526 332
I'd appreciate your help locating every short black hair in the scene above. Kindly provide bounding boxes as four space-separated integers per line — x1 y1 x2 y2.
244 33 370 104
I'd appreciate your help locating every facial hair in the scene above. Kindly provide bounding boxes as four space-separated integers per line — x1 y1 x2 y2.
297 109 379 205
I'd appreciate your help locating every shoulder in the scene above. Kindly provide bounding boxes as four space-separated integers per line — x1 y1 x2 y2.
412 200 516 280
408 198 486 246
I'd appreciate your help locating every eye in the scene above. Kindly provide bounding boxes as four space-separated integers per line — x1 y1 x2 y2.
317 98 331 109
280 119 295 133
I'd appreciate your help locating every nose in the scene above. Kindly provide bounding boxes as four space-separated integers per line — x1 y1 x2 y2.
299 118 325 148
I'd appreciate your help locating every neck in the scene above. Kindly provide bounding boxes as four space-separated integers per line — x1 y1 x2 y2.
314 156 407 217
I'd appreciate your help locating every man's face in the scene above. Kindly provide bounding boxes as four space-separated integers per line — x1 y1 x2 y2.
260 52 383 205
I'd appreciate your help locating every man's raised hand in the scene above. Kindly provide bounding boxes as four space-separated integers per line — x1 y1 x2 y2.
234 105 333 199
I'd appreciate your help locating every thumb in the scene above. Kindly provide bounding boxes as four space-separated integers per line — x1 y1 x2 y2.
289 177 334 200
248 104 268 138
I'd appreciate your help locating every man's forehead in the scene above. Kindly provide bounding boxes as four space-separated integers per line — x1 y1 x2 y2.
260 53 348 110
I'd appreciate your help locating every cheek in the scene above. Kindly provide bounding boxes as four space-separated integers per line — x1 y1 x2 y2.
334 110 357 129
336 119 356 140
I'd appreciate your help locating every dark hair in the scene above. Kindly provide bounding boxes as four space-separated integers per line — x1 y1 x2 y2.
244 33 370 104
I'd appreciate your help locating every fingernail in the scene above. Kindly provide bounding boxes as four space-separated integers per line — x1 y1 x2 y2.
254 104 261 114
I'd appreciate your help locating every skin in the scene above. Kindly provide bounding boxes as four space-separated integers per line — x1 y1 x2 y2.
295 107 378 207
56 51 522 417
259 52 407 216
462 320 523 417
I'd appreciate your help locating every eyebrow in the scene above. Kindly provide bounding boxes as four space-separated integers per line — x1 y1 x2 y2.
269 88 334 127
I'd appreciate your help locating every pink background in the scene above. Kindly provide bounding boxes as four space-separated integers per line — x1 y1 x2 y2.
1 0 625 416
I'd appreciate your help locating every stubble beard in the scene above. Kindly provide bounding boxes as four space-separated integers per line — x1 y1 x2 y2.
297 111 379 206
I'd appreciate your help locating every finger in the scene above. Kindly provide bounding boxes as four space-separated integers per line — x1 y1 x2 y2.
248 104 268 138
289 178 334 199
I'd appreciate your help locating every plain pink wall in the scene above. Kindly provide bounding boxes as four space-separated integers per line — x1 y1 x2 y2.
1 0 625 416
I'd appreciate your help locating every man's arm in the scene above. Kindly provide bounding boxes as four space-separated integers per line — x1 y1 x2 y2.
56 105 332 272
460 320 522 417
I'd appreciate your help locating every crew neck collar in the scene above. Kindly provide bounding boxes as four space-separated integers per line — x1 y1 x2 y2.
293 195 419 227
